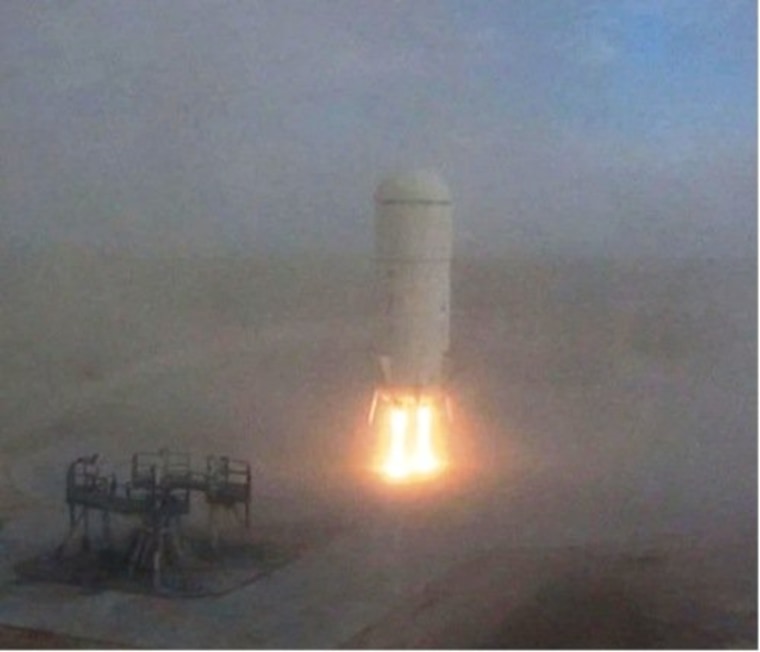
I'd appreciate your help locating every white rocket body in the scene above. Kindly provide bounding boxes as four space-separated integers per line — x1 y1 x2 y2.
368 171 453 480
373 171 453 394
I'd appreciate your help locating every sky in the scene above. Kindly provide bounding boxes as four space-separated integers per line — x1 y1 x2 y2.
0 0 756 258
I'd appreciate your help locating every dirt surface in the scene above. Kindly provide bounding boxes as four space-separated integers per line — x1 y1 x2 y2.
345 538 757 649
0 624 125 649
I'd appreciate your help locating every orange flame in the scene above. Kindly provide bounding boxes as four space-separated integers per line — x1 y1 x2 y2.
379 401 445 483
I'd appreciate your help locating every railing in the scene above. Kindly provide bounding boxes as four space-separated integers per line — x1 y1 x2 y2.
66 451 250 516
131 449 192 488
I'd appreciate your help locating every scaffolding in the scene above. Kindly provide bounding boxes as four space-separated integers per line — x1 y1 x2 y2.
59 449 252 591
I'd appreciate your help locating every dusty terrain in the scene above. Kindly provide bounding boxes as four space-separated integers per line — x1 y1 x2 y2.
0 247 755 648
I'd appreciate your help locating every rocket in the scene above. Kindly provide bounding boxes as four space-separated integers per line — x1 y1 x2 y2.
369 170 453 481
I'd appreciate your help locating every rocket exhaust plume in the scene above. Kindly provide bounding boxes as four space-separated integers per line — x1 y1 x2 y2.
377 396 447 482
369 171 453 483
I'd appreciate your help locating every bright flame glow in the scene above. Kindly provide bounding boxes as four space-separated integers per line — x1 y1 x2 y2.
379 401 445 483
383 407 410 480
413 404 438 473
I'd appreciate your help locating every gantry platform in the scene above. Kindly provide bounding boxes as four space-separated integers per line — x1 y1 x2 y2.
57 449 252 592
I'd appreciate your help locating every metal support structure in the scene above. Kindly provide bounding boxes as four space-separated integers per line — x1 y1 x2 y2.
61 450 252 591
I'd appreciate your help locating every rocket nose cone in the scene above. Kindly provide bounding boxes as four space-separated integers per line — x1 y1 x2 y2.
375 170 451 204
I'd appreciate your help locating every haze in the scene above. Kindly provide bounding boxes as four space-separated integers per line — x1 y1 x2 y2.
1 0 755 257
0 1 756 648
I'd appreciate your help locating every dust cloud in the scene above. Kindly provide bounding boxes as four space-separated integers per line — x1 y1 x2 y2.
0 245 755 647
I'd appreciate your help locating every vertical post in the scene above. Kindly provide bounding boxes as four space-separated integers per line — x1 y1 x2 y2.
153 539 162 592
102 509 111 548
209 504 219 552
152 506 163 592
82 507 90 552
169 515 183 562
